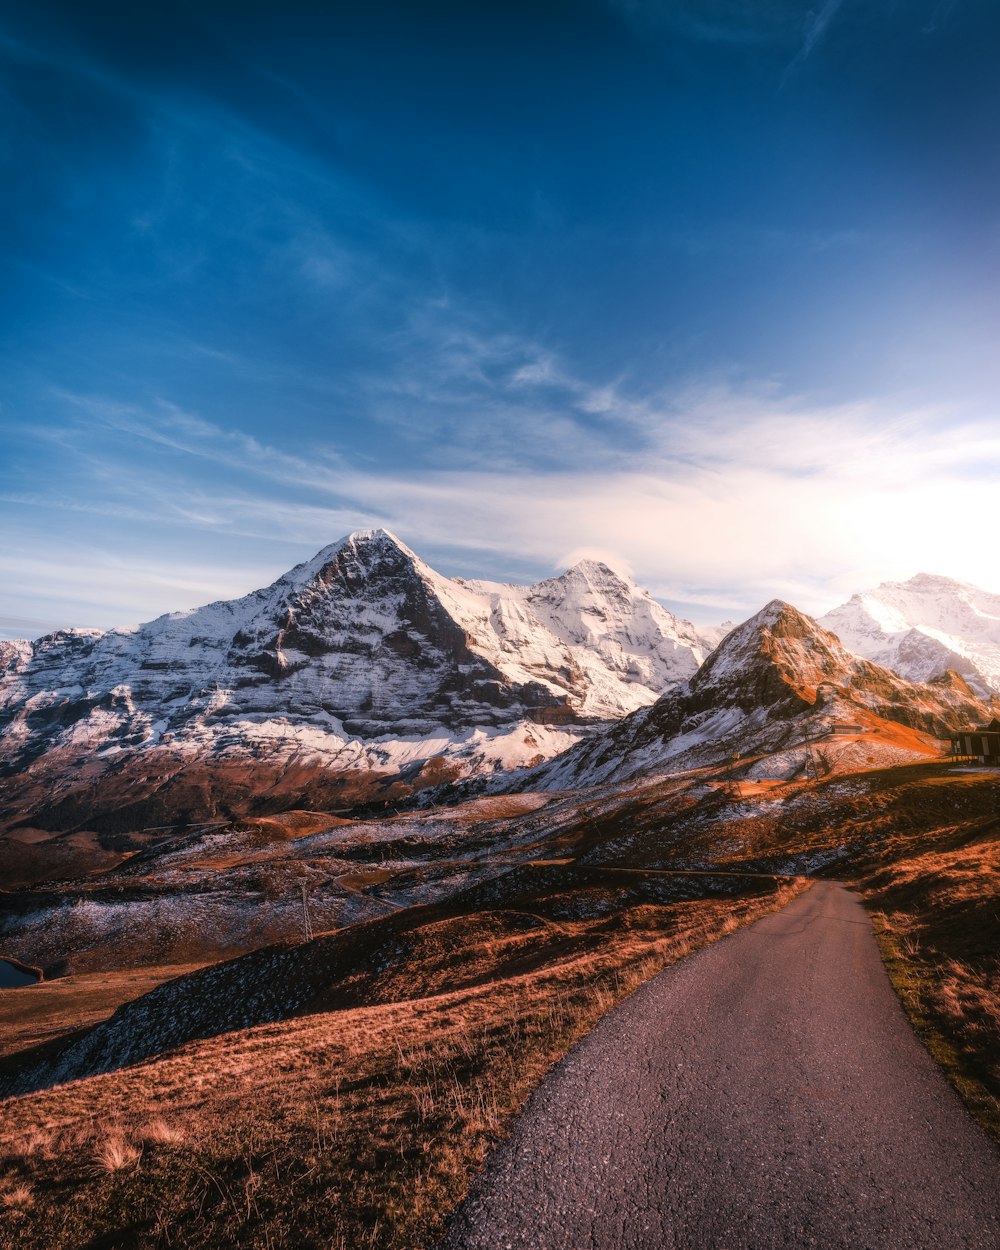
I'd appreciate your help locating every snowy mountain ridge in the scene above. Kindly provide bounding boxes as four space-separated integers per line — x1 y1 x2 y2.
0 529 717 831
818 573 1000 695
530 598 997 791
2 528 716 724
5 539 998 835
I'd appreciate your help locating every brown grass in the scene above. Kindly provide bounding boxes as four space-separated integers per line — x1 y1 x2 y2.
91 1135 143 1175
860 833 1000 1143
0 1181 35 1216
0 877 806 1250
570 761 1000 875
141 1118 187 1147
5 760 993 1246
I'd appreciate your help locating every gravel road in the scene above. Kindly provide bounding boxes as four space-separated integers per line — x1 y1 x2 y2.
442 881 1000 1250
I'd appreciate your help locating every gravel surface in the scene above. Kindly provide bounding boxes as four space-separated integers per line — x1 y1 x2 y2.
442 881 1000 1250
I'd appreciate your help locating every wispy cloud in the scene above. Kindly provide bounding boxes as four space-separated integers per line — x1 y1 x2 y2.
0 541 264 638
5 359 997 635
923 0 961 34
781 0 845 82
799 0 844 59
50 391 348 488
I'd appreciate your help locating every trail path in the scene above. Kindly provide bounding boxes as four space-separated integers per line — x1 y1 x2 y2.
443 882 1000 1250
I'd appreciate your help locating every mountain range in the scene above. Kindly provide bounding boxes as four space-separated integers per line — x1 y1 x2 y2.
534 599 994 790
3 532 1000 1250
0 530 717 833
1 531 997 837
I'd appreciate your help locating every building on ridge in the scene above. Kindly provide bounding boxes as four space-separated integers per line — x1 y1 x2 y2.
950 719 1000 765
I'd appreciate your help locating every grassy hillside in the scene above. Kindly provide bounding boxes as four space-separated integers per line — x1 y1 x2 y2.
1 758 997 1248
0 870 804 1248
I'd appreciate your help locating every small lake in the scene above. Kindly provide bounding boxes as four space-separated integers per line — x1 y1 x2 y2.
0 959 39 988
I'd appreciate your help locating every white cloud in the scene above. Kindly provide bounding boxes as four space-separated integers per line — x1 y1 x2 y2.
0 544 263 634
5 356 999 635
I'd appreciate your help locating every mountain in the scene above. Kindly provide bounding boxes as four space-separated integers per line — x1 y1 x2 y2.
453 558 715 717
0 529 715 833
818 573 1000 695
532 600 997 789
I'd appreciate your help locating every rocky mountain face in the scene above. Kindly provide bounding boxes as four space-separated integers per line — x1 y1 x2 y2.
0 530 715 833
532 600 998 789
818 573 1000 695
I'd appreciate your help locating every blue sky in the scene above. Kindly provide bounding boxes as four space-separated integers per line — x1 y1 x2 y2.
2 0 999 637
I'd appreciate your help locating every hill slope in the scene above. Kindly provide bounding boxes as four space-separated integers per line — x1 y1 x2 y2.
532 600 997 789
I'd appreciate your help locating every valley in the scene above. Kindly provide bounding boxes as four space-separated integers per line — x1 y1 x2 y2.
1 535 998 1247
0 755 997 1248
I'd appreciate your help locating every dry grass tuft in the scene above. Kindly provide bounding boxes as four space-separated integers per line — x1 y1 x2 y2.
141 1117 187 1147
90 1134 142 1175
16 1130 57 1161
0 1180 35 1212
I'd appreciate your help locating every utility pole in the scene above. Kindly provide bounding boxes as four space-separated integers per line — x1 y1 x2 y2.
728 753 741 797
301 882 313 942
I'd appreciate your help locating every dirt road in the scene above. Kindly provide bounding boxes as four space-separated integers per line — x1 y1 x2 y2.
443 881 1000 1250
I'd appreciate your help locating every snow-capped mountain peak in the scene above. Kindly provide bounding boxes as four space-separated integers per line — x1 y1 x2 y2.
819 573 1000 694
454 556 716 717
0 533 714 833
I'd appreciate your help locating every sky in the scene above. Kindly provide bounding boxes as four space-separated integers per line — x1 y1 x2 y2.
2 0 999 639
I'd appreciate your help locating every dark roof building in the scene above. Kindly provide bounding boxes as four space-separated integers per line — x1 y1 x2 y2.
951 720 1000 765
